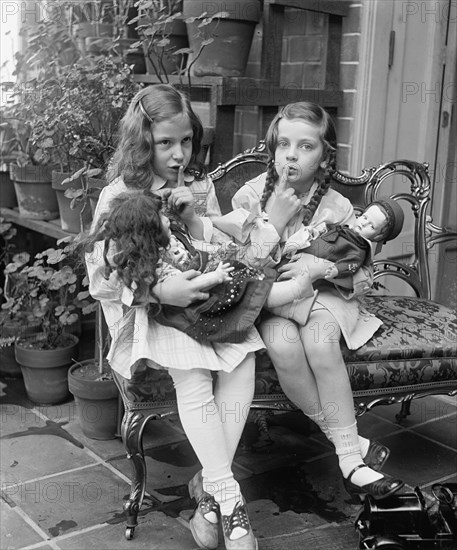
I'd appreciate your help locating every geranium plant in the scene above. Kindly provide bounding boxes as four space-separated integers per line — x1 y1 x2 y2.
1 239 97 350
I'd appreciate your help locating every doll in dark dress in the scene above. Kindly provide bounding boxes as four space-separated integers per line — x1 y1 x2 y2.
270 197 405 324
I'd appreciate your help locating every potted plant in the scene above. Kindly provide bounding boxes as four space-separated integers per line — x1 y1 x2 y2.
110 0 146 73
68 0 115 55
68 302 119 440
183 0 262 77
4 14 81 221
132 0 189 80
2 238 96 404
0 219 41 377
0 103 20 209
32 56 139 230
2 98 60 221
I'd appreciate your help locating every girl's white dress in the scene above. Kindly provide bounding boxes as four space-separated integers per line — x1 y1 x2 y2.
86 175 264 379
216 172 382 350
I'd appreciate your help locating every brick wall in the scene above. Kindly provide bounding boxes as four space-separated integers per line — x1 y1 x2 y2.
233 3 363 174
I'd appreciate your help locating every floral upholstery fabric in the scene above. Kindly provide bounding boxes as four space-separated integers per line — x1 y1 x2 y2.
114 296 457 409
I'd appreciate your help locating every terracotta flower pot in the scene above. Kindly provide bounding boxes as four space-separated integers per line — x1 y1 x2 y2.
0 158 18 208
15 333 79 405
87 176 108 217
0 321 42 377
68 360 119 440
9 164 59 220
52 170 92 233
143 19 188 76
183 0 261 77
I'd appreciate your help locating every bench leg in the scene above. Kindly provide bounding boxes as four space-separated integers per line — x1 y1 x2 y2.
120 409 147 540
396 399 412 421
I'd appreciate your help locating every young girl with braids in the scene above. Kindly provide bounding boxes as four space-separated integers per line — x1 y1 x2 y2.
85 84 262 550
221 102 405 501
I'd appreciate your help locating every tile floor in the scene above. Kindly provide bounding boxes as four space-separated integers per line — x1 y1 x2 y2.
1 365 456 550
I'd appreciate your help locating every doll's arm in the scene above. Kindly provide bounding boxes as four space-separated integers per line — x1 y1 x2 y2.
191 262 234 291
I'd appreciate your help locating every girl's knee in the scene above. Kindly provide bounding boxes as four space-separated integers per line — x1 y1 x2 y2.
260 317 301 351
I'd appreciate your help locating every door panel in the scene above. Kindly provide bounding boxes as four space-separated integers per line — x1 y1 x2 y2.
353 0 455 301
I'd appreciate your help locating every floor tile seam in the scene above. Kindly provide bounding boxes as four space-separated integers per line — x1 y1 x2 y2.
2 462 101 487
369 408 456 429
404 410 457 429
80 447 170 503
36 521 112 545
301 449 335 463
420 472 457 489
82 446 135 486
399 426 457 454
6 501 60 550
258 521 345 541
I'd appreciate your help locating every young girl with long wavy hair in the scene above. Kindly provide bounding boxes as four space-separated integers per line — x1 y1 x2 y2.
226 101 405 501
85 84 262 550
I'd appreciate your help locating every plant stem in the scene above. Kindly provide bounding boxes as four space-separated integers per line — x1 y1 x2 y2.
97 302 104 375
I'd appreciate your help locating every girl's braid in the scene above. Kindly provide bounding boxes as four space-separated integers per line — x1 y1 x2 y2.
302 148 336 226
260 159 278 211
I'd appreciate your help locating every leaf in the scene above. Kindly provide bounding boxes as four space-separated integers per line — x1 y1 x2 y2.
62 166 86 184
40 137 54 148
156 38 170 47
64 188 84 199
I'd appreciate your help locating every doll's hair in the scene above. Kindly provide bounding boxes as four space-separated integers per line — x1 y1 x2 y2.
87 190 170 300
107 84 204 189
260 102 337 225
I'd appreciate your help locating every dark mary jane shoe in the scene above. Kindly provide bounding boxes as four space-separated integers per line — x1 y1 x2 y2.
364 440 390 472
343 464 405 502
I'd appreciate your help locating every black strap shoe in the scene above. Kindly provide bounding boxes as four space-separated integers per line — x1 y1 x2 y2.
343 464 405 501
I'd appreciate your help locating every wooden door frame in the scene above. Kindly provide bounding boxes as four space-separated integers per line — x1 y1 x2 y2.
351 0 455 299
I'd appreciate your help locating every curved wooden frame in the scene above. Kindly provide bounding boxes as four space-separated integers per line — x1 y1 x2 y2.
114 148 457 540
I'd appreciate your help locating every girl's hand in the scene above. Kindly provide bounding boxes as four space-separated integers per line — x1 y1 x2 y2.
168 166 197 223
278 254 335 283
152 270 210 307
268 169 302 236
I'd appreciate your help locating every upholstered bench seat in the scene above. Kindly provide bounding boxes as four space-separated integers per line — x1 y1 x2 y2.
114 295 457 418
110 155 457 540
253 296 457 415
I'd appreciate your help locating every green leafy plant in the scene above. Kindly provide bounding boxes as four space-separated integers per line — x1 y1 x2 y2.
131 1 227 89
4 10 80 167
61 166 105 231
1 239 97 350
0 85 55 167
131 0 184 81
31 56 139 173
112 0 137 39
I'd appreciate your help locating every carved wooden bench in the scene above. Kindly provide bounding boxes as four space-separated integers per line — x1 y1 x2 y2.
112 144 457 539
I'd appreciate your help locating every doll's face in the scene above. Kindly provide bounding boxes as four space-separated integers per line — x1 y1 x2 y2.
166 235 187 265
353 205 388 240
160 213 171 238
